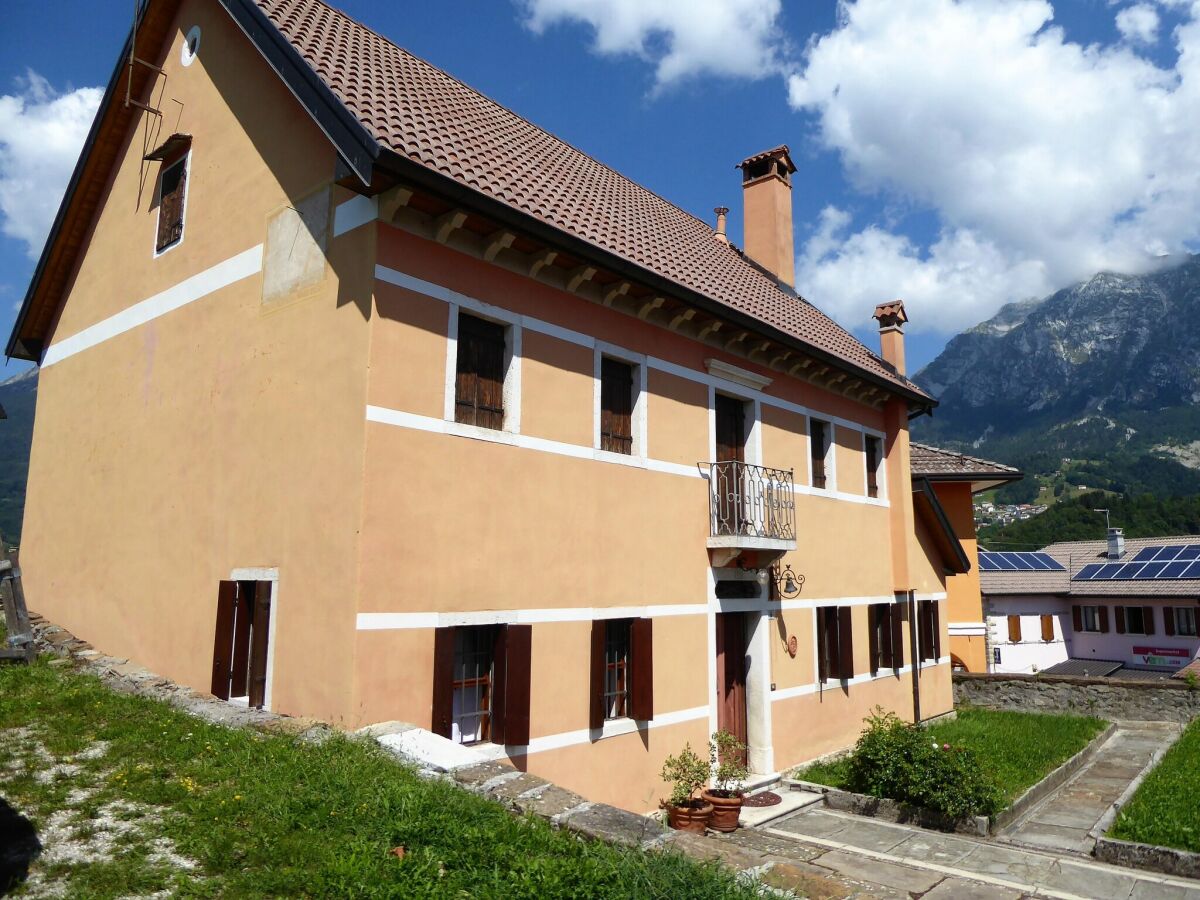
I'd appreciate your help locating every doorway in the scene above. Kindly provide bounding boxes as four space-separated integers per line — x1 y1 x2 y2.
714 394 749 535
211 580 273 708
715 611 749 764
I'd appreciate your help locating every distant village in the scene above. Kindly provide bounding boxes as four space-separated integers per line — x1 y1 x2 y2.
975 499 1048 529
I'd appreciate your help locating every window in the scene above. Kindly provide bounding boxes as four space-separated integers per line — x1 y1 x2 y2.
590 618 653 727
1041 614 1055 642
865 435 882 499
1167 606 1198 637
1007 615 1022 643
817 605 853 681
868 603 902 675
1116 605 1154 636
993 647 1002 666
432 624 532 746
454 313 506 430
918 600 941 662
155 153 188 253
810 419 829 490
599 357 634 455
1074 605 1108 634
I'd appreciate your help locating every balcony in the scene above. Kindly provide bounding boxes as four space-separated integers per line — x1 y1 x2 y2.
706 461 797 567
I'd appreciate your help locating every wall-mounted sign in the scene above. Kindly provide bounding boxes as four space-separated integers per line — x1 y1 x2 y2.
1132 646 1193 668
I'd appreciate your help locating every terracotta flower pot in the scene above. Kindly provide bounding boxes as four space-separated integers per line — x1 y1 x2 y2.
665 799 714 833
701 789 744 833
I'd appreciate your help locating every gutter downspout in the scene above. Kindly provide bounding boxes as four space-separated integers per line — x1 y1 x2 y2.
909 591 922 724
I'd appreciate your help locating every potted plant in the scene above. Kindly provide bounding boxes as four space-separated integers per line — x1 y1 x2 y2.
702 730 749 832
659 742 713 832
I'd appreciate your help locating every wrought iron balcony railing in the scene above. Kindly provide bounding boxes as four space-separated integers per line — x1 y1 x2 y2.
707 461 796 542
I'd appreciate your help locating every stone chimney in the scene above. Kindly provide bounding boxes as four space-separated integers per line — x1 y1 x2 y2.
873 300 909 376
737 146 797 287
1107 528 1125 560
714 207 730 244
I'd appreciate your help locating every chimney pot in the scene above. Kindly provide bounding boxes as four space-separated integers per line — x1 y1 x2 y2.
1107 528 1125 560
873 300 909 376
714 207 730 244
736 146 797 287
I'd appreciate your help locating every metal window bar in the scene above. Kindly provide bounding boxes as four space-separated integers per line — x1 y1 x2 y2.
708 461 795 540
452 626 496 744
603 619 631 719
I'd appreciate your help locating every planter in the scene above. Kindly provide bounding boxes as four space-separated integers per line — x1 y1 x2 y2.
701 789 744 833
665 799 713 833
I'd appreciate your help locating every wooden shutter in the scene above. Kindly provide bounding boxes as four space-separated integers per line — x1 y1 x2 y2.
891 603 904 671
1041 615 1054 642
490 625 509 745
431 627 456 738
932 601 941 659
1143 606 1155 635
589 620 606 729
1116 606 1126 634
810 421 827 488
503 624 533 746
715 395 746 462
455 314 505 429
838 606 854 679
1164 606 1176 636
866 438 880 498
210 581 238 700
600 358 634 455
230 582 254 698
1008 615 1022 643
868 606 880 675
631 618 654 721
248 582 272 709
1072 605 1083 632
156 156 187 251
816 607 828 682
1099 606 1110 633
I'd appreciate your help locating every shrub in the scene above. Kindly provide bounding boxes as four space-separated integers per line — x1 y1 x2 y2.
660 743 709 807
709 730 749 797
844 708 1004 820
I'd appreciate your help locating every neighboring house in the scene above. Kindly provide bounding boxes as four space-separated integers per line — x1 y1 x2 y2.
9 0 957 811
909 444 1022 672
981 530 1200 678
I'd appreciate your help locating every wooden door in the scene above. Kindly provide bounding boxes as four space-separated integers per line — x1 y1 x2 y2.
248 582 272 709
715 612 748 764
714 396 746 535
715 395 745 462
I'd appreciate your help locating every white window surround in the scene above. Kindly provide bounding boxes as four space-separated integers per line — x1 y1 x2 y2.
228 566 280 712
153 151 190 259
862 431 887 500
705 358 772 391
707 384 763 467
443 302 522 436
181 26 201 66
593 342 648 460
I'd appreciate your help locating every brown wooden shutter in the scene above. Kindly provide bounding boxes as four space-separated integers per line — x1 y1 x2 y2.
810 421 827 488
932 601 941 659
1072 605 1083 632
1116 606 1126 634
715 395 746 462
816 607 828 682
1143 606 1155 635
631 618 654 721
490 625 509 745
866 438 879 498
891 603 904 671
1164 606 1176 636
455 314 505 429
230 582 253 698
1099 606 1110 633
1008 615 1022 643
210 581 238 700
248 582 272 709
503 624 533 746
838 606 854 679
600 358 634 455
589 620 606 729
1041 615 1054 642
156 156 187 251
868 606 880 675
431 627 456 738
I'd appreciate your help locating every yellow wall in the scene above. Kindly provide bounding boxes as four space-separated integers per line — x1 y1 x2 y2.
937 481 989 673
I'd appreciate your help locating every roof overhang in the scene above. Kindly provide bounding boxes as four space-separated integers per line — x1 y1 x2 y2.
915 472 1024 494
912 477 971 575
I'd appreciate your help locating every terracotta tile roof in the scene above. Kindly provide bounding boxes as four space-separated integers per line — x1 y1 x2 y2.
253 0 929 401
909 443 1021 480
979 567 1069 596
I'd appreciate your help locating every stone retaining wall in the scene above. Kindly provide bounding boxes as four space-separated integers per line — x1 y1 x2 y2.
954 672 1200 723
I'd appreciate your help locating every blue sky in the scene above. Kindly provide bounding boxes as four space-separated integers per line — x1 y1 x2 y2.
2 0 1199 376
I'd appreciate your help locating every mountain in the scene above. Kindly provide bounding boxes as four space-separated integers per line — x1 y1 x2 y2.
0 367 37 543
913 255 1200 499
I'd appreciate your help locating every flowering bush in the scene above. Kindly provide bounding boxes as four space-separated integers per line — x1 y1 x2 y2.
844 708 1004 820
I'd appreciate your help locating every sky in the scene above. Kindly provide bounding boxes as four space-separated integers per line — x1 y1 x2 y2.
2 0 1200 375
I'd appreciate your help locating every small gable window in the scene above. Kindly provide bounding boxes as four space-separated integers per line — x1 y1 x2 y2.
155 152 189 254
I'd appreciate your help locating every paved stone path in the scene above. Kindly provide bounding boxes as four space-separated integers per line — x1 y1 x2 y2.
1001 721 1183 855
765 806 1200 899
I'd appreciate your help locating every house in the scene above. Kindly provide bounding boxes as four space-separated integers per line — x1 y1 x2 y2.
9 0 957 811
909 444 1022 672
981 530 1200 678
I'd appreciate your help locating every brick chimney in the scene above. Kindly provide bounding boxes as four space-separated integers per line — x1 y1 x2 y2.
737 146 797 287
873 300 909 376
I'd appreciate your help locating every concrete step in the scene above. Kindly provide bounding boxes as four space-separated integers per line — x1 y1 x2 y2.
743 772 781 795
740 788 822 829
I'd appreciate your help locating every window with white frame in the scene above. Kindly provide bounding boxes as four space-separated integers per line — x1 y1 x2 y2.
155 152 189 254
1173 607 1197 637
1080 605 1102 633
454 312 508 430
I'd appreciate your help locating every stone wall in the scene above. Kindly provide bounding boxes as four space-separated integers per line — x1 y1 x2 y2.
954 672 1200 723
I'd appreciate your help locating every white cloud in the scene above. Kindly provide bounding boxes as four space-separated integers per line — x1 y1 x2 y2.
0 71 102 259
1116 3 1160 44
518 0 787 88
786 0 1200 335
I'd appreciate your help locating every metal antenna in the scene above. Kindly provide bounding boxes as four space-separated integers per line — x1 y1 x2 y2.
1093 508 1111 531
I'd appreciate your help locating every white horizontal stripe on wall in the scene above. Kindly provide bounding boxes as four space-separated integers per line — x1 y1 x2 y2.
333 195 377 236
357 603 710 631
948 622 987 636
42 245 264 367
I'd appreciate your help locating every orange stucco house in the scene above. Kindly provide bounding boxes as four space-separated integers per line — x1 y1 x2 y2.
11 0 976 810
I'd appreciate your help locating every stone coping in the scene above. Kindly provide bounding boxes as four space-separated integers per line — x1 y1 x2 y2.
955 671 1197 691
1095 835 1200 880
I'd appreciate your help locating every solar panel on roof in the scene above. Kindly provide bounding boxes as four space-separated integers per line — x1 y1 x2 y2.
1133 547 1162 562
1115 563 1145 578
1034 553 1066 571
998 552 1027 568
978 553 997 571
1135 562 1168 579
1074 563 1103 580
1183 560 1200 578
1154 546 1186 561
992 555 1018 571
1095 564 1125 579
1178 546 1200 561
1159 560 1191 578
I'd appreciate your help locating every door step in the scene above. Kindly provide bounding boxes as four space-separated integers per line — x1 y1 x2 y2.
743 772 781 795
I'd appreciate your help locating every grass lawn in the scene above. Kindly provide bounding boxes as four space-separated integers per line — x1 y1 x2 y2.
0 661 755 898
1110 717 1200 852
796 707 1108 805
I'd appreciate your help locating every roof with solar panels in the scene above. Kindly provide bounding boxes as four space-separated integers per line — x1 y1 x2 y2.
979 535 1200 597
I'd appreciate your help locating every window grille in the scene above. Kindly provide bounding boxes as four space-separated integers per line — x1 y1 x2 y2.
451 625 498 744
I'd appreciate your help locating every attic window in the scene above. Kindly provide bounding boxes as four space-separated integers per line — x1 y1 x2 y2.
182 26 201 66
155 151 189 254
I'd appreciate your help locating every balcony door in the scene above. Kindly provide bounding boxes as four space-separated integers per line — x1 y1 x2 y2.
714 395 747 535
